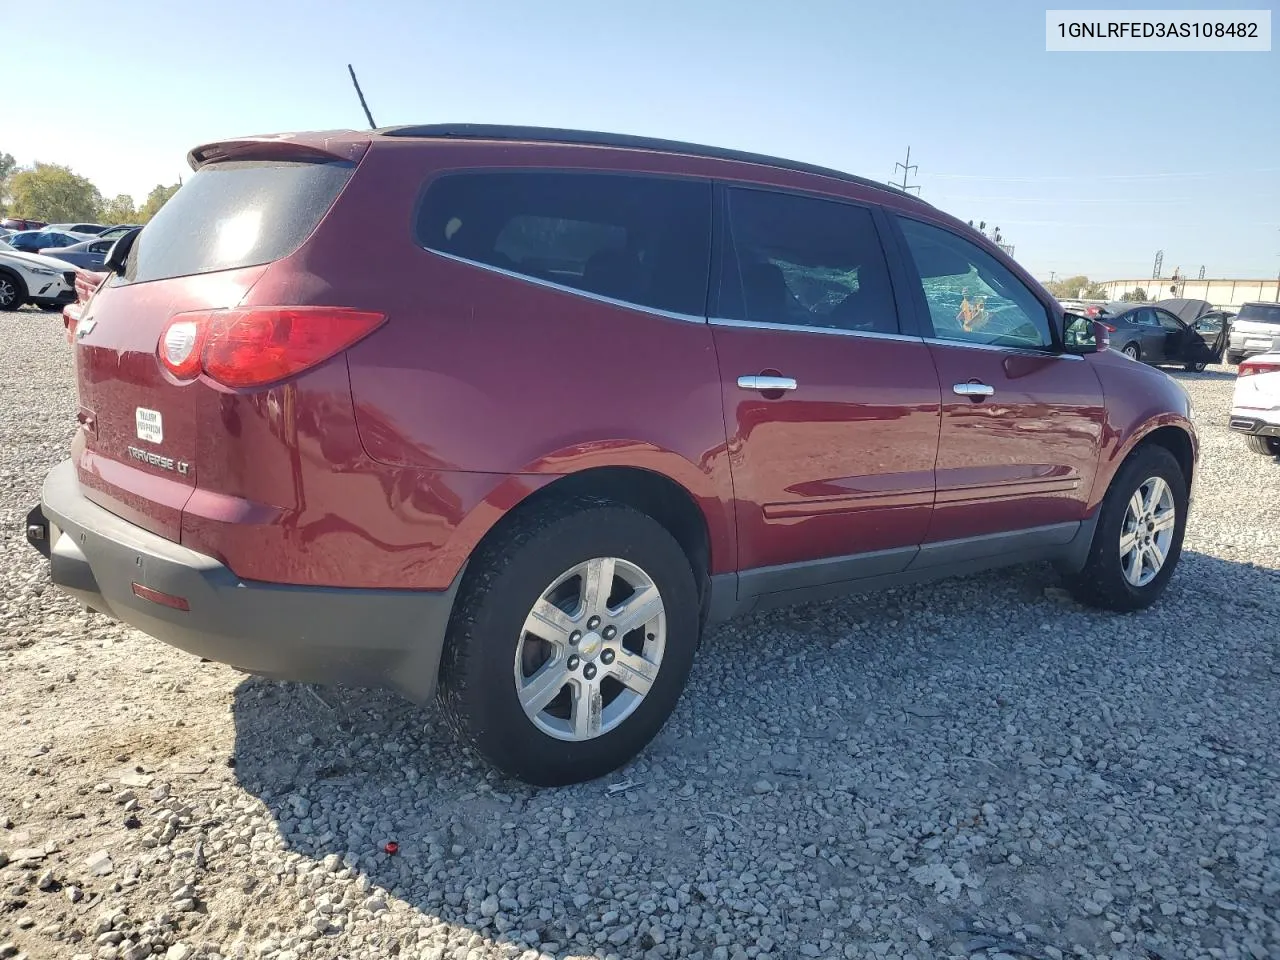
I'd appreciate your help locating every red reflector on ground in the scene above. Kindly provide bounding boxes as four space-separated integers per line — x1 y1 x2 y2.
131 583 190 611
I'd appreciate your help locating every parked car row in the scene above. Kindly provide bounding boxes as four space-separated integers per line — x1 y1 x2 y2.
0 224 140 271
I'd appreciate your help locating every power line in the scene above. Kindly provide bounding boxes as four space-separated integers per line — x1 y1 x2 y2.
888 146 920 195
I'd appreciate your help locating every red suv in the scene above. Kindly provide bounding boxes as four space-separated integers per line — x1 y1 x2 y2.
28 125 1196 785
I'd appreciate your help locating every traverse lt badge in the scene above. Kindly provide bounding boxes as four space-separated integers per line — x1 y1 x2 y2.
135 407 163 444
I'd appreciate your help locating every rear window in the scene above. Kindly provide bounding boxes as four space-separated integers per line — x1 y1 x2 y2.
416 171 711 316
1237 303 1280 325
124 160 354 284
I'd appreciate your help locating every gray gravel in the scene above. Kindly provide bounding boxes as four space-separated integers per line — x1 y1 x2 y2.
1 309 1278 960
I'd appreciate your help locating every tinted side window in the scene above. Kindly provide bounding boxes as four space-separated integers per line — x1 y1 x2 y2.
719 188 898 334
897 217 1053 349
418 172 711 316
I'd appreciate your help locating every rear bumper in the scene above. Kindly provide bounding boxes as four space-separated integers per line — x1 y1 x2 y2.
1229 333 1280 358
1228 412 1280 438
32 460 461 703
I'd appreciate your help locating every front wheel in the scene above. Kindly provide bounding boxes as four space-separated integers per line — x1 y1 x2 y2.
1065 445 1187 612
439 498 700 786
1246 435 1280 456
0 273 27 311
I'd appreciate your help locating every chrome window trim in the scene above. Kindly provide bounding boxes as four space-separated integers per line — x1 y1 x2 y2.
424 247 708 325
922 336 1085 361
708 316 923 343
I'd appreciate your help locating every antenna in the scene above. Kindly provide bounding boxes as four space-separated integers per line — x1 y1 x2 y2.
889 146 920 195
347 64 377 130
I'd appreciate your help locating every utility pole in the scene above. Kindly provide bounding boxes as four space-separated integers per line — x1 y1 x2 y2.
1049 271 1057 283
889 146 920 195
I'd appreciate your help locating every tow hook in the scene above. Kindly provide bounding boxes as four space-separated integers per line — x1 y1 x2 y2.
25 504 50 559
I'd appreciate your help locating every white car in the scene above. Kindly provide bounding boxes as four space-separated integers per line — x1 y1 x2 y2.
0 238 76 311
1225 302 1280 364
1229 351 1280 456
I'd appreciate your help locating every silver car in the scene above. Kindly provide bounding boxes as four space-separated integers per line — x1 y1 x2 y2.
1226 302 1280 364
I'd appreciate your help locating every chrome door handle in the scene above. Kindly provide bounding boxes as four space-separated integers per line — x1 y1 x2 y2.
738 375 798 392
953 382 995 397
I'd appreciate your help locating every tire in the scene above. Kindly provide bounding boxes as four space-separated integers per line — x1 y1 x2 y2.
1246 435 1280 456
439 497 700 786
1122 343 1141 361
0 271 27 311
1065 444 1187 612
37 303 62 312
1184 361 1208 372
1227 352 1244 365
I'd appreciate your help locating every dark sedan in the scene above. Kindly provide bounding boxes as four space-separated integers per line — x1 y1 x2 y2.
6 229 89 254
1097 301 1227 370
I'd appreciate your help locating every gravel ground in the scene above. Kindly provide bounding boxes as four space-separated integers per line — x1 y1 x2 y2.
1 309 1277 960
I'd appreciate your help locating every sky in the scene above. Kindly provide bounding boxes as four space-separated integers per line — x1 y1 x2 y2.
3 0 1277 281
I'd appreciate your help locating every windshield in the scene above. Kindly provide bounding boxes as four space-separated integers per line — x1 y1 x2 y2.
1237 303 1280 325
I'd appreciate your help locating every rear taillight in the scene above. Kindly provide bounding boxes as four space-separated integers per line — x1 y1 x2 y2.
1238 359 1280 378
158 307 386 388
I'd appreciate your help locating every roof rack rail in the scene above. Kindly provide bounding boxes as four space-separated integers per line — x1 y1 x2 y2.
378 123 930 204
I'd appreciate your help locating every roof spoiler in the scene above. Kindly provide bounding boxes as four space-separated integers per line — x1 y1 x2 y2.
187 133 369 170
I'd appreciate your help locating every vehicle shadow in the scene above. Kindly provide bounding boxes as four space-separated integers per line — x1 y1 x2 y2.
228 549 1280 959
1167 367 1237 382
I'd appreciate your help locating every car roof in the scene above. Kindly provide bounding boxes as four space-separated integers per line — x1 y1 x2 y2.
190 124 931 208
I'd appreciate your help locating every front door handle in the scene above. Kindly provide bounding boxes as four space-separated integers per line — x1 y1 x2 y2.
738 375 798 392
953 382 995 398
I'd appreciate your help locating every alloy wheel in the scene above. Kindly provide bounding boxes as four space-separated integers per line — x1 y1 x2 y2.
0 278 15 308
513 557 666 741
1119 476 1176 587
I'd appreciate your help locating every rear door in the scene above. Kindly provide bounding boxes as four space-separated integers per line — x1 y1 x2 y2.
891 214 1105 545
72 157 357 541
708 185 941 588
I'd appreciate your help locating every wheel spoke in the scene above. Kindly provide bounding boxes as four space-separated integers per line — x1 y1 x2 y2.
571 681 603 739
1147 537 1168 570
1127 490 1145 523
611 585 663 636
1119 530 1139 557
518 658 571 715
608 647 659 697
580 557 616 618
1152 509 1177 533
524 598 576 647
1123 543 1144 584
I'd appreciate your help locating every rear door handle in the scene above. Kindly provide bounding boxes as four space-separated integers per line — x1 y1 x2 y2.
953 382 995 398
738 375 798 392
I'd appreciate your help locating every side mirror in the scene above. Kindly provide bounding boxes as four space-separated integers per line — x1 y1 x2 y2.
103 227 141 276
1061 313 1111 354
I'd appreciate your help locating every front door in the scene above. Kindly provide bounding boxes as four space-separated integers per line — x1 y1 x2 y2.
709 186 942 591
891 214 1106 545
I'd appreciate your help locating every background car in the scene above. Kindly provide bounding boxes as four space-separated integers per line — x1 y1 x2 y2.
40 236 116 270
1226 302 1280 364
5 229 93 253
1097 301 1225 370
0 217 48 231
96 224 142 241
44 222 107 235
1229 352 1280 455
0 237 76 310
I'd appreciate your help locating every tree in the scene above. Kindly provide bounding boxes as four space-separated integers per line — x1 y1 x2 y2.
101 194 139 224
1120 287 1148 302
7 163 103 222
0 151 16 215
1045 275 1109 300
138 183 180 222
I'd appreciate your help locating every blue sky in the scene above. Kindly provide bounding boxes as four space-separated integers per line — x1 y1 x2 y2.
4 0 1277 280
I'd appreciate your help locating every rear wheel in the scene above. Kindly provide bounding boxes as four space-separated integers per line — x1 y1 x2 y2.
1227 351 1244 365
1065 445 1187 612
439 498 700 786
1122 343 1141 361
1246 435 1280 456
0 272 27 311
1184 361 1208 372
